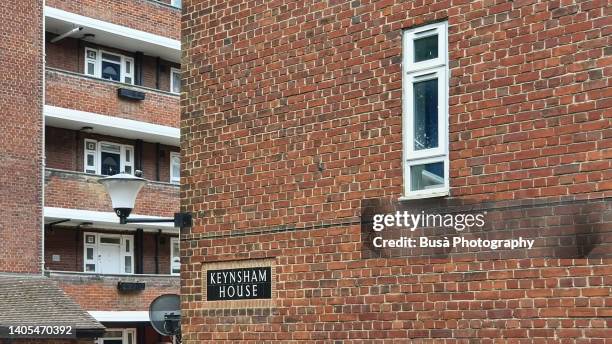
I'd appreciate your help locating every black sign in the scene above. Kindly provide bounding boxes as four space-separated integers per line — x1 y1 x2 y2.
206 267 272 301
117 282 145 292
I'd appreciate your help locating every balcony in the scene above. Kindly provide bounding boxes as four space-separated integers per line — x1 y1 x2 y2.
45 168 179 221
47 271 179 311
45 0 180 45
46 68 179 127
45 69 179 145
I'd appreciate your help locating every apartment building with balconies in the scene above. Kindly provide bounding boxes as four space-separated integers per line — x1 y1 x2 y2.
0 1 182 343
180 0 610 342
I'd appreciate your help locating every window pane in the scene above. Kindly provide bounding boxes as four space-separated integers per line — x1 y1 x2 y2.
172 164 180 178
87 62 95 75
125 166 132 174
86 264 95 272
411 162 444 191
172 72 181 93
103 331 123 338
101 53 121 62
101 152 120 176
413 78 438 150
86 235 96 244
86 247 94 260
100 237 120 244
172 240 180 258
101 143 120 152
124 256 132 273
101 61 120 81
124 77 132 84
414 34 438 62
87 50 97 60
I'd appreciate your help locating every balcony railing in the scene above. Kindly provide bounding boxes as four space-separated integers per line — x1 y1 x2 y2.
45 68 179 128
45 168 179 217
45 0 180 41
47 271 179 311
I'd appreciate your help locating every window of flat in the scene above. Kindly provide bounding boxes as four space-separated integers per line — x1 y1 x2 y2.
170 68 181 94
171 0 181 8
85 48 134 84
170 151 180 184
98 328 136 344
170 237 180 275
84 139 134 176
402 21 449 198
84 233 134 275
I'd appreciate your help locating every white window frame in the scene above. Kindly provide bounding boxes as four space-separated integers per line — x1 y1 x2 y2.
83 233 98 273
83 232 134 275
170 237 180 275
84 139 98 174
84 48 135 85
96 328 136 344
85 48 100 78
170 67 181 94
402 21 449 199
170 151 180 184
83 139 135 176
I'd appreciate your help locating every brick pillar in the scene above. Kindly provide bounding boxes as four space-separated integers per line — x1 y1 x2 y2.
0 0 44 273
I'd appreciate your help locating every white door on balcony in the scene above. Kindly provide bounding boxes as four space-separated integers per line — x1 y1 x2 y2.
84 232 134 274
98 235 122 274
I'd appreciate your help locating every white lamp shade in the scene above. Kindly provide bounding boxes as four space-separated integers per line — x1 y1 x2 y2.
99 173 147 210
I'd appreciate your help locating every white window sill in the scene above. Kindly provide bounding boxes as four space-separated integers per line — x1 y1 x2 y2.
398 190 449 201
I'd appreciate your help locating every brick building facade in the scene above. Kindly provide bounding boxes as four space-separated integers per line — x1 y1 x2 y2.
181 0 611 342
0 0 182 343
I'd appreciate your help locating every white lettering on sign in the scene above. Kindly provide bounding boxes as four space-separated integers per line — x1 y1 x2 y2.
209 269 268 285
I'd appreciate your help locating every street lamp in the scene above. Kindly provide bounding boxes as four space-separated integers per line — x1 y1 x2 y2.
99 173 192 227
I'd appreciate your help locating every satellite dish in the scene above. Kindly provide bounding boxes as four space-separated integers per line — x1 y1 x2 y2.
149 294 181 340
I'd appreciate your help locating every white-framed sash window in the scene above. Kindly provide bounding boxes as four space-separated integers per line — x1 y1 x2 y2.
83 139 134 176
84 233 134 275
402 21 449 198
84 48 135 85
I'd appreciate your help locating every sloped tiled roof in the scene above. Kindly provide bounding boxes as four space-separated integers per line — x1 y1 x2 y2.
0 274 105 337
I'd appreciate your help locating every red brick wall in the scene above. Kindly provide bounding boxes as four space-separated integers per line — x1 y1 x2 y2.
0 0 43 273
45 34 80 73
45 228 81 272
181 0 611 342
184 229 612 342
182 0 610 232
46 0 180 40
45 126 78 171
45 227 175 274
45 70 179 127
50 272 179 311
